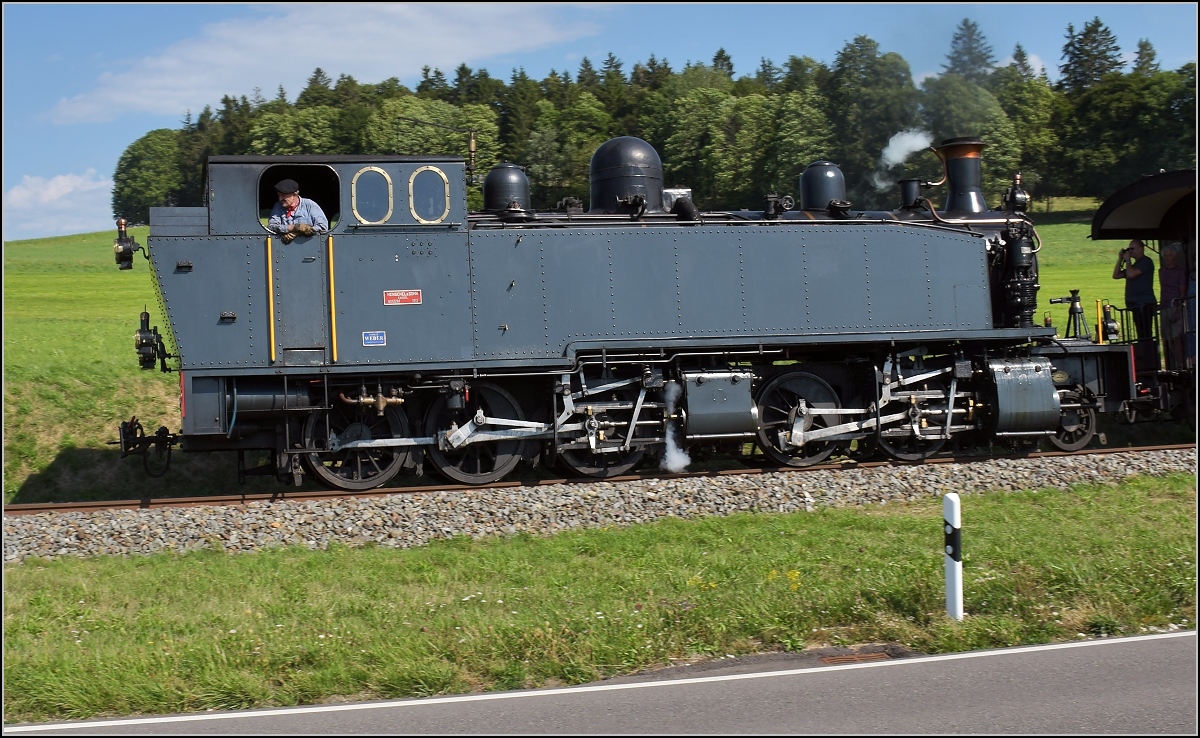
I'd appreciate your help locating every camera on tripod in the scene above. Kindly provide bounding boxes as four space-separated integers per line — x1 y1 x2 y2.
1048 289 1091 340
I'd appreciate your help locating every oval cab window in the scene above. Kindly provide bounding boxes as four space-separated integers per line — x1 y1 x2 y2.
351 167 393 224
410 166 450 224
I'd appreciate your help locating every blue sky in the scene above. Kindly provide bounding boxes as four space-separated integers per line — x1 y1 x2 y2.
2 2 1196 242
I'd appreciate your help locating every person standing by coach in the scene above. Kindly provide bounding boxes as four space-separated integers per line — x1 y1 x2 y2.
1113 238 1157 369
268 179 329 243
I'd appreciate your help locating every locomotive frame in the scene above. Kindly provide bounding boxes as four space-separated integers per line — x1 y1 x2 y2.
113 135 1140 490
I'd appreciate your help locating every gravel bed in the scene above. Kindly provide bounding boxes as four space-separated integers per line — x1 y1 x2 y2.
4 449 1195 564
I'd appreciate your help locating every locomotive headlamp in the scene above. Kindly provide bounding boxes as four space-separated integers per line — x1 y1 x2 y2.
113 218 144 270
133 309 173 372
134 311 159 369
1003 173 1030 214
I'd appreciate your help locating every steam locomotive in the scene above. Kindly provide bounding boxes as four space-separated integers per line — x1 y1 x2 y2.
113 134 1139 490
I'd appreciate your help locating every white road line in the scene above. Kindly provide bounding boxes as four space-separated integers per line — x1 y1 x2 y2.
5 631 1194 732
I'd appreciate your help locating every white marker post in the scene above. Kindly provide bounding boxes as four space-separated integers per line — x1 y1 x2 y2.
943 493 963 621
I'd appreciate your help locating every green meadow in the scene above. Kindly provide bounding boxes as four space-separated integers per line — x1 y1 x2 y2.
3 227 284 503
1032 204 1130 332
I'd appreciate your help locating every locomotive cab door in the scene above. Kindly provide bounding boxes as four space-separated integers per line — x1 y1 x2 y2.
271 232 330 366
258 163 341 366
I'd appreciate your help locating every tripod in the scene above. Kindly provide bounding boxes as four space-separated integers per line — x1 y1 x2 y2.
1049 290 1091 340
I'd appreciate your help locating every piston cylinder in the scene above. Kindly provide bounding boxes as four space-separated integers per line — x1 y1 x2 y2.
988 357 1060 434
682 371 759 438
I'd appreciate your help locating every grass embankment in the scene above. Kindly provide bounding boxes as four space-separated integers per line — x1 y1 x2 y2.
3 228 286 503
3 474 1195 724
2 214 1187 504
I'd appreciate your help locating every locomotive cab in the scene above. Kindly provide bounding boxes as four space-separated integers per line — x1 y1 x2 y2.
1091 168 1197 422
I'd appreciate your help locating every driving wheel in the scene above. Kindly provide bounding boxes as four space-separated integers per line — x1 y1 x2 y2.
302 404 410 491
424 381 527 485
755 371 841 467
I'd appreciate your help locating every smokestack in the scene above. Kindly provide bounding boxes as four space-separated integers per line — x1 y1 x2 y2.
934 137 987 214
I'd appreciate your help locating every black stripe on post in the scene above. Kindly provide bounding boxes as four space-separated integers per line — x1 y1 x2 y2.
944 521 962 562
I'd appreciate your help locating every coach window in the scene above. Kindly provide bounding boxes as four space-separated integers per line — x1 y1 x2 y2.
410 166 450 224
258 164 340 231
351 166 393 225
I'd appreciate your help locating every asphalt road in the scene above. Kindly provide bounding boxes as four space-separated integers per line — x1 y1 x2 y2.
6 631 1195 735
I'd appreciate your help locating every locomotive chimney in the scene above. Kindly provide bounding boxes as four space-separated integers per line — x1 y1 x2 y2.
934 137 988 213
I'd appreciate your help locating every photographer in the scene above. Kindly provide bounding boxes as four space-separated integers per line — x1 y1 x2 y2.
1113 238 1157 368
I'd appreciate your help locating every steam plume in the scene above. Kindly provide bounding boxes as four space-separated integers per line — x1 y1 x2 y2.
871 129 934 191
660 381 691 472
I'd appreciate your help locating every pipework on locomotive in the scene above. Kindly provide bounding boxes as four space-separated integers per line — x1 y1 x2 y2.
112 135 1138 490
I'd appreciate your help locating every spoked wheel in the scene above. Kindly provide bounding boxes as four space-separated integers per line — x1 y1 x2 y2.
756 371 842 467
424 381 527 485
1047 388 1097 451
558 373 648 478
877 374 948 462
302 404 410 491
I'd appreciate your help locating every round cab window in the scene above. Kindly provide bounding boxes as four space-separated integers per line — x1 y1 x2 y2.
410 167 450 224
351 167 393 224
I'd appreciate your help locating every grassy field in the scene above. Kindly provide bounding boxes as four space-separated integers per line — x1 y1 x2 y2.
3 216 1195 725
3 227 287 503
1033 207 1129 333
0 211 1188 503
3 474 1195 724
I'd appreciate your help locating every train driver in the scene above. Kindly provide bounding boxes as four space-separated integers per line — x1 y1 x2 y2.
269 179 329 243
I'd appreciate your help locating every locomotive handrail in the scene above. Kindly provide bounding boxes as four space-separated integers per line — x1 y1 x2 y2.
266 236 276 363
345 222 463 230
469 216 992 234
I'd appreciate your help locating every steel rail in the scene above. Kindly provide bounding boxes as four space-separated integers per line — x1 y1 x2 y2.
4 443 1194 517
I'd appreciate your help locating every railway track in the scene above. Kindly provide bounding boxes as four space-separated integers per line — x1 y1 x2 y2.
5 443 1194 517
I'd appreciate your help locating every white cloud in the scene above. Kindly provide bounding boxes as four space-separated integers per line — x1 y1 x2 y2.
2 169 114 241
913 69 940 85
998 52 1050 79
1025 53 1049 78
51 4 596 124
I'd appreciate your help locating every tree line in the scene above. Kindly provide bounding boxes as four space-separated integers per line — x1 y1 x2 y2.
112 17 1195 223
